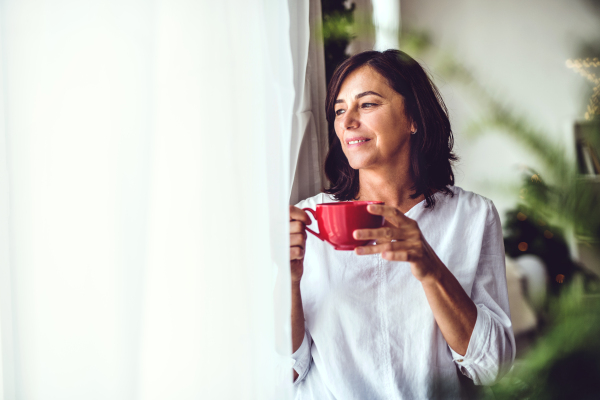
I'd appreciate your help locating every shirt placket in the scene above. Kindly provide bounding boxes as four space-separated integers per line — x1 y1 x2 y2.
377 255 395 398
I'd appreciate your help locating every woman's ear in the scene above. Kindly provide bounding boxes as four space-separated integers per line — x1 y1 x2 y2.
410 121 417 135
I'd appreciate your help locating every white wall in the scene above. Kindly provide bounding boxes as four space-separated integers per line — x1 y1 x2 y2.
400 0 600 223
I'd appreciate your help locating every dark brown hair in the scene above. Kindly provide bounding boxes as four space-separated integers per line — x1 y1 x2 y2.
323 49 457 208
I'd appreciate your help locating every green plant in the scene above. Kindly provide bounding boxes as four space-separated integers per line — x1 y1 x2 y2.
487 283 600 399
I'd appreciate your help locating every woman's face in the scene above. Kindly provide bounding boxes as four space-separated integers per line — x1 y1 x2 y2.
334 66 414 172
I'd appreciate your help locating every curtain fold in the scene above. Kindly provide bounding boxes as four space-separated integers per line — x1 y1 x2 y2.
289 0 328 205
0 1 298 398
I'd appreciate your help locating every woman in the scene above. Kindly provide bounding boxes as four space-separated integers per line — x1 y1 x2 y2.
288 50 515 399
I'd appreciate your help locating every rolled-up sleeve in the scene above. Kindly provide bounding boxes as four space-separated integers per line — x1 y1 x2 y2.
449 200 516 385
291 329 313 385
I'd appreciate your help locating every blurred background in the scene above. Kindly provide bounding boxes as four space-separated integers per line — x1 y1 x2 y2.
0 0 599 399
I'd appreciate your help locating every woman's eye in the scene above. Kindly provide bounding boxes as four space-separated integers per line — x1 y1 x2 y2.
335 109 345 116
362 103 377 108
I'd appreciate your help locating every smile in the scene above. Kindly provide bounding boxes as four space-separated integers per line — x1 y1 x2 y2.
346 138 371 147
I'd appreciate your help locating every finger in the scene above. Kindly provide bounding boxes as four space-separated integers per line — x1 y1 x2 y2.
290 246 304 260
289 206 311 224
353 225 411 241
367 204 413 225
290 232 306 247
381 249 415 262
355 240 414 255
290 220 306 234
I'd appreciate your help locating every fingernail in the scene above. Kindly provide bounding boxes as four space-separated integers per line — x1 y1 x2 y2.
381 252 389 259
353 231 360 239
356 247 364 255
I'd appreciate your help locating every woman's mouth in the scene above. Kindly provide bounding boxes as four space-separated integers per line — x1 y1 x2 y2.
346 138 371 148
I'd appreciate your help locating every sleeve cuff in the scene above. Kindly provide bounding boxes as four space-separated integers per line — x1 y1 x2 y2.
449 305 490 366
291 331 312 384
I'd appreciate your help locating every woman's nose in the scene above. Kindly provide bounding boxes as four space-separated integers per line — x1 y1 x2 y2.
342 108 360 130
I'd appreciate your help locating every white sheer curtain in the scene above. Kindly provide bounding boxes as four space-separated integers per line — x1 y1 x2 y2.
289 0 329 205
0 0 312 398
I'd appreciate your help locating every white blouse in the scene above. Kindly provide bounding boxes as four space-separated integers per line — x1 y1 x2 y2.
292 186 515 399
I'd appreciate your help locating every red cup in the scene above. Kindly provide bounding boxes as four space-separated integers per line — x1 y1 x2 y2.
303 201 385 250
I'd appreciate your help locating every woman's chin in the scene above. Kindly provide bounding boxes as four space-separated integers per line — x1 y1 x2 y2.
348 162 364 170
347 158 375 171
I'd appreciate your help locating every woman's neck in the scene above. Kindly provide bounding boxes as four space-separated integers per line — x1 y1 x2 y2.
356 166 425 214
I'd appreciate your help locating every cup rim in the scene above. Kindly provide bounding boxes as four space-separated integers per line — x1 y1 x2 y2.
316 200 384 207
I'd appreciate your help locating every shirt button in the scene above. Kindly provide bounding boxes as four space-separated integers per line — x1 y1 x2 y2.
457 359 464 363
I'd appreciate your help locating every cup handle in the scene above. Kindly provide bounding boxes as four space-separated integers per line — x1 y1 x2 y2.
302 208 325 242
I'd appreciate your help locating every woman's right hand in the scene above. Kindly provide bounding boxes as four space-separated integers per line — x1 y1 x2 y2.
289 205 311 284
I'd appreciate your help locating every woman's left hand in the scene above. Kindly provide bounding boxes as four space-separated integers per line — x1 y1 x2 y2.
353 203 444 283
